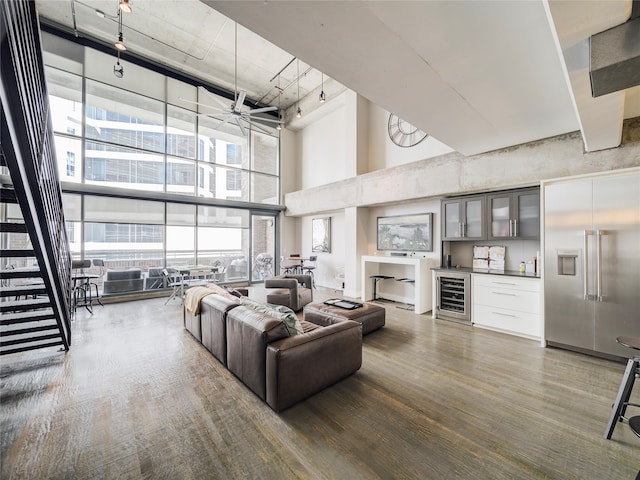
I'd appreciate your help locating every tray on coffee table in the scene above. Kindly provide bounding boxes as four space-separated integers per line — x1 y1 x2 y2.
323 298 363 310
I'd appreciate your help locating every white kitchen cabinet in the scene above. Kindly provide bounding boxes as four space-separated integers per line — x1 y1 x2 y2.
472 274 541 339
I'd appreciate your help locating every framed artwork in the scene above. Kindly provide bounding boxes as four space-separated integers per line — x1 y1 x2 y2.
312 217 331 253
377 213 433 252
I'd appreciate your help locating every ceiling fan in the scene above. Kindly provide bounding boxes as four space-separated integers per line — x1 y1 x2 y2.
192 87 282 136
183 22 283 136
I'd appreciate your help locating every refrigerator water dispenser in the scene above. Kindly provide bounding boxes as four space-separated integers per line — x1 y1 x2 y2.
557 250 579 276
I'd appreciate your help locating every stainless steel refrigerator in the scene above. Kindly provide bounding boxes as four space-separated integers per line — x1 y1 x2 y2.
544 169 640 358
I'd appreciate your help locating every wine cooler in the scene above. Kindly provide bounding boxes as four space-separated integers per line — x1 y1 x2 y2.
435 271 471 324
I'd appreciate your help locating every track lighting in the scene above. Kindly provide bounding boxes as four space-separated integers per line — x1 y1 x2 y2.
296 106 302 118
115 33 126 51
119 0 132 13
114 57 124 78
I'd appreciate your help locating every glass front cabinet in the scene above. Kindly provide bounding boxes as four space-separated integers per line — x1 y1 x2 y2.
442 195 486 241
487 188 540 240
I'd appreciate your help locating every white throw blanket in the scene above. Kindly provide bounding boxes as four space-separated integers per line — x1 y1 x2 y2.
183 286 214 315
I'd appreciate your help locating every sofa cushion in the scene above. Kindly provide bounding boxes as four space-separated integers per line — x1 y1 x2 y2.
240 297 303 336
299 320 321 333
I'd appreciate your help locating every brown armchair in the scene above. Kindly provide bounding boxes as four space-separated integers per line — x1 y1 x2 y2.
264 274 313 311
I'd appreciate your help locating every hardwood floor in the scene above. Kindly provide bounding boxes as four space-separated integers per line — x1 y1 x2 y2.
1 289 638 479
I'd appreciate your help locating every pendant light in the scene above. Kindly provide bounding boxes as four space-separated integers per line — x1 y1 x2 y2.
115 33 126 51
114 54 124 78
296 59 302 118
319 72 326 103
114 8 126 51
119 0 132 13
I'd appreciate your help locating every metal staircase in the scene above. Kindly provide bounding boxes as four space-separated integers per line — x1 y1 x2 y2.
1 0 72 355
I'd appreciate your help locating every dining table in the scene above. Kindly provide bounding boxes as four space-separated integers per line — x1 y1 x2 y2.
286 257 309 274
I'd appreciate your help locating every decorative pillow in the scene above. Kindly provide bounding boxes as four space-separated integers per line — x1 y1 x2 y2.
271 305 304 335
239 297 303 336
225 286 244 298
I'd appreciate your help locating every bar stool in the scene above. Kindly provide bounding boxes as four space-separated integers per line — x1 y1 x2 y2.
604 336 640 439
87 259 104 307
303 255 317 289
369 275 394 302
395 278 415 310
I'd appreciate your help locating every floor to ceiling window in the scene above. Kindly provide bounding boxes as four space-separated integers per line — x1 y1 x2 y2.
44 32 282 293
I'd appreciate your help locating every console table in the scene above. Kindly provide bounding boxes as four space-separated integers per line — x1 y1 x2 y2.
361 255 434 314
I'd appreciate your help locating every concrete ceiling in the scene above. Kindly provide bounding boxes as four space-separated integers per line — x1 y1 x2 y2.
36 0 640 157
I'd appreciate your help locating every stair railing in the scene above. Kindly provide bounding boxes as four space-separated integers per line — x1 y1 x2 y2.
1 0 72 348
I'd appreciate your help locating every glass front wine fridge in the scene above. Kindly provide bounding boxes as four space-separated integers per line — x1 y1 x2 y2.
435 271 471 324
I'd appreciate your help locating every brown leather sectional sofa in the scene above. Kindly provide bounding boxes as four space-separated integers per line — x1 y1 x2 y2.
183 291 362 412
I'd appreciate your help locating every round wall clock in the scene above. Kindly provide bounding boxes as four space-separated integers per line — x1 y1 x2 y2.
387 114 429 147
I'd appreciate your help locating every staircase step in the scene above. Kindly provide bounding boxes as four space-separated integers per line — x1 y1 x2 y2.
0 332 63 347
0 340 65 356
0 267 41 280
1 324 60 337
0 222 27 233
1 310 56 325
0 298 51 313
0 187 17 203
0 249 35 258
0 284 47 298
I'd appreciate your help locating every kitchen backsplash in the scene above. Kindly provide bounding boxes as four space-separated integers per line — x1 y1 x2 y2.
445 239 540 272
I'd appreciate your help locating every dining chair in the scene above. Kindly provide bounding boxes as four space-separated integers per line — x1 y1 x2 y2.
162 268 185 304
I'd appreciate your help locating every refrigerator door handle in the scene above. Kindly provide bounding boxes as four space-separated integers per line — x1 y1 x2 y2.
596 229 604 302
583 230 592 300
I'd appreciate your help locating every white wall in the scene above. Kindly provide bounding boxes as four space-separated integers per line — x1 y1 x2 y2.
298 211 346 290
278 129 300 260
368 103 454 171
296 94 349 190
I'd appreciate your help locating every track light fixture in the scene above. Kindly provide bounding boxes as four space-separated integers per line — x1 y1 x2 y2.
119 0 132 13
114 52 124 78
115 7 126 51
113 1 130 76
115 33 126 51
319 72 326 103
